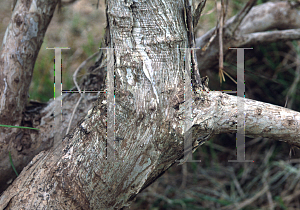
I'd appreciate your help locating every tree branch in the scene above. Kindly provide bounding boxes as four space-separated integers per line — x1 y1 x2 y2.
0 0 59 193
196 1 300 72
237 29 300 46
190 91 300 147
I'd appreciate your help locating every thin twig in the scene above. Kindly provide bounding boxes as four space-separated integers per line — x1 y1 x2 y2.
202 0 218 52
202 7 215 16
285 47 300 109
66 51 100 135
180 163 188 189
238 29 300 46
227 0 257 36
222 69 237 84
230 170 245 198
262 169 275 210
218 0 225 83
66 93 83 135
73 51 100 95
193 0 207 28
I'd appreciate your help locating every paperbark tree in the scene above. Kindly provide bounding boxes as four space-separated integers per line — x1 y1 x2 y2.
0 0 300 209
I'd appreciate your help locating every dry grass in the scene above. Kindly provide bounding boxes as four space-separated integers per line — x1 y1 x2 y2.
129 136 300 210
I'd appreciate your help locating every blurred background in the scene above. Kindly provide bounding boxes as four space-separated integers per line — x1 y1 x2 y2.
1 0 300 209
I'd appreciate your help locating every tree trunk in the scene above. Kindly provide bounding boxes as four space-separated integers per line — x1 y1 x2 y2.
0 0 59 193
0 0 300 209
0 0 194 209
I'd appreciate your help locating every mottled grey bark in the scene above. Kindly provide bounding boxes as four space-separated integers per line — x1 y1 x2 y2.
0 0 193 209
0 0 59 193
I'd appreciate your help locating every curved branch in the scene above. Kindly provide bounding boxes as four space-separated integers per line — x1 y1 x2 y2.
196 1 300 71
226 0 257 36
191 91 300 147
236 29 300 46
